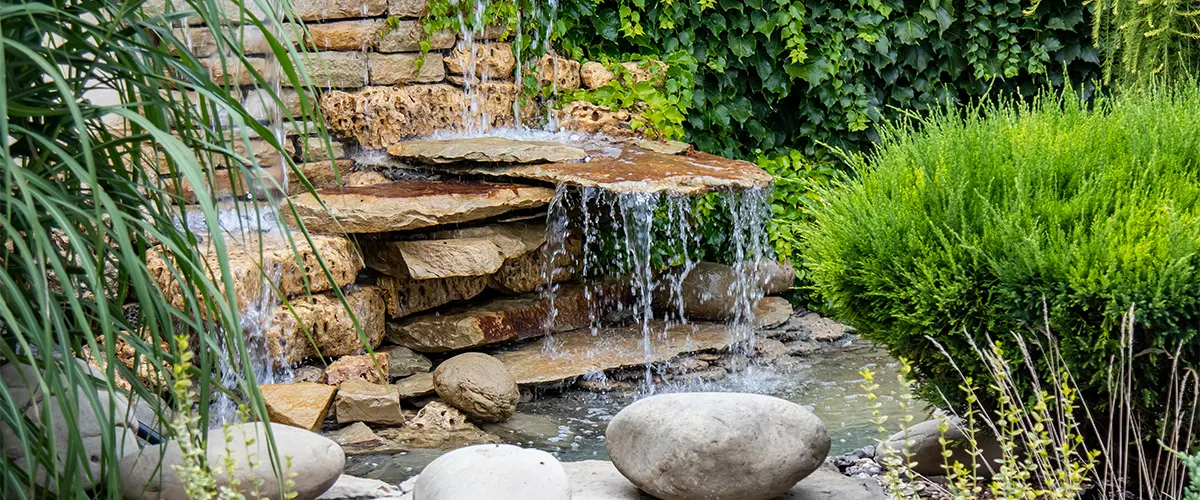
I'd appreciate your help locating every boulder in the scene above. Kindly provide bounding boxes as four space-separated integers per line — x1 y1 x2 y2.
119 422 344 500
377 401 499 449
432 353 518 422
268 286 387 367
794 312 852 342
605 393 830 500
754 296 794 328
874 418 1001 478
380 346 432 378
655 262 749 320
0 360 139 491
387 137 587 165
413 444 570 500
579 61 615 89
758 259 797 295
334 379 406 425
317 475 405 499
325 353 390 386
260 382 337 431
386 284 625 353
283 180 554 234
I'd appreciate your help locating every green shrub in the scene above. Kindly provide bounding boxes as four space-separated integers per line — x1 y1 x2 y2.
554 0 1102 160
802 87 1200 422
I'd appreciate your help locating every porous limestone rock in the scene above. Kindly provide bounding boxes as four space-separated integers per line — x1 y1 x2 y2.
119 422 344 500
267 286 387 366
535 54 581 90
325 352 390 386
556 100 643 138
605 393 830 500
413 445 570 500
386 136 587 165
617 60 668 87
335 379 406 425
321 85 523 148
432 353 519 422
579 61 615 90
377 401 499 448
369 53 446 85
1 360 139 492
260 382 337 431
445 42 516 79
147 234 361 312
283 180 554 233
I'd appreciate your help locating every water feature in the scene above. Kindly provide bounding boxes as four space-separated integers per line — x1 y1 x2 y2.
345 342 915 484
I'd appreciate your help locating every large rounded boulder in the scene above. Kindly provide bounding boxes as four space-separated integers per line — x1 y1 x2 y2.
413 444 570 500
432 353 518 422
119 422 343 500
605 392 830 500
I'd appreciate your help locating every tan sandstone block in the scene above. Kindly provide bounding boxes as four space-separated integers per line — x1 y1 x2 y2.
369 53 445 85
290 51 367 89
290 0 387 21
260 382 336 431
334 379 405 425
377 21 455 52
326 352 390 386
306 19 385 51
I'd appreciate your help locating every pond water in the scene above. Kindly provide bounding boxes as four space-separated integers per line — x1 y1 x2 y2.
345 340 916 484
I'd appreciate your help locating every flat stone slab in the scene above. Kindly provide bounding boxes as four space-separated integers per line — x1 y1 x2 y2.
365 222 546 280
283 180 555 233
460 148 773 195
385 283 630 353
387 136 589 164
394 321 736 399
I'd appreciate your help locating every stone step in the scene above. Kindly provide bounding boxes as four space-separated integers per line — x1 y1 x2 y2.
393 320 738 399
364 222 546 280
455 148 773 195
387 137 588 165
385 283 630 353
283 179 555 233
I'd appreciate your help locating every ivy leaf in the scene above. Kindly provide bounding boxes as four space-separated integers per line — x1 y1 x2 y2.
594 10 620 40
788 56 831 86
712 103 731 126
729 33 755 58
728 96 752 123
894 17 928 44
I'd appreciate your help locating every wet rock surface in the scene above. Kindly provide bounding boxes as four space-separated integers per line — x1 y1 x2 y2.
268 285 387 366
378 401 500 449
284 180 555 233
457 147 772 195
432 353 519 422
387 137 587 165
605 393 830 500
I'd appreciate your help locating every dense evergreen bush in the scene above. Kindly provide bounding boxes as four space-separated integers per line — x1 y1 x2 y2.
801 87 1200 419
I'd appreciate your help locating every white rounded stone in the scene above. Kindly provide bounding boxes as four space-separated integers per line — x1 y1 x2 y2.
413 444 570 500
